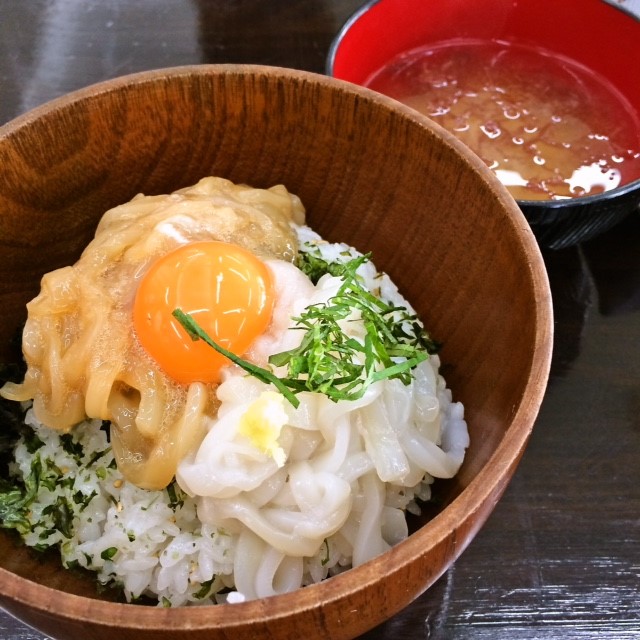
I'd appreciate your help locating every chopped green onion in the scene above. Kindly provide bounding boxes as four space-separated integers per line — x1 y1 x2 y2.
100 547 118 561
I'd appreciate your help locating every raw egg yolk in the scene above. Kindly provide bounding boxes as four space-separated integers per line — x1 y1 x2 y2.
133 241 274 384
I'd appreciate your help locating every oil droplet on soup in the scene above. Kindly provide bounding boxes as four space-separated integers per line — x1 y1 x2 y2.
365 39 640 201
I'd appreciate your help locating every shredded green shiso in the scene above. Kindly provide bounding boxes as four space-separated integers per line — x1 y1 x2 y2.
174 250 439 409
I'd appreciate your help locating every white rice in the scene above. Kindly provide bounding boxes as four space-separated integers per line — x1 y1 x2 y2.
11 407 441 606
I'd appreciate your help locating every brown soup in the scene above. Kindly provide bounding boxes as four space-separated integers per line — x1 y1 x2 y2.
366 39 640 201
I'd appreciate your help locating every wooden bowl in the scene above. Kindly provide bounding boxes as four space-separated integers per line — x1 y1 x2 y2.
0 65 553 639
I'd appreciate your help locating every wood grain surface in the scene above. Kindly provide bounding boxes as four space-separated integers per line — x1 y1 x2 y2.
0 1 638 639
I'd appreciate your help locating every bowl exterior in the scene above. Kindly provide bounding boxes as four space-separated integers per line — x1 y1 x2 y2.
0 65 553 639
519 181 640 249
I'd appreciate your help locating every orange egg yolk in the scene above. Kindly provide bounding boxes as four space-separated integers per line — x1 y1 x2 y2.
133 241 274 384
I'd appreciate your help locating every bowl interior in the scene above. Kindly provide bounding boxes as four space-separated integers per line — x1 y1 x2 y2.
0 66 552 639
329 0 640 110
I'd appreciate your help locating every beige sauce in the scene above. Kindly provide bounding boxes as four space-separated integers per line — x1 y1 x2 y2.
1 177 305 490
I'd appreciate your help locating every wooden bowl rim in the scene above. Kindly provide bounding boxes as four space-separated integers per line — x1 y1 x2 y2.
0 64 553 630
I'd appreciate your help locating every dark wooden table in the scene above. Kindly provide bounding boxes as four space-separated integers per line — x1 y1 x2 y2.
1 1 639 638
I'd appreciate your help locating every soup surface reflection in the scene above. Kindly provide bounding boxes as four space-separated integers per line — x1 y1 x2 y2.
366 39 640 201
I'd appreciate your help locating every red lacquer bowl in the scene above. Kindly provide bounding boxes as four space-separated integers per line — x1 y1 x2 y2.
328 0 640 248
